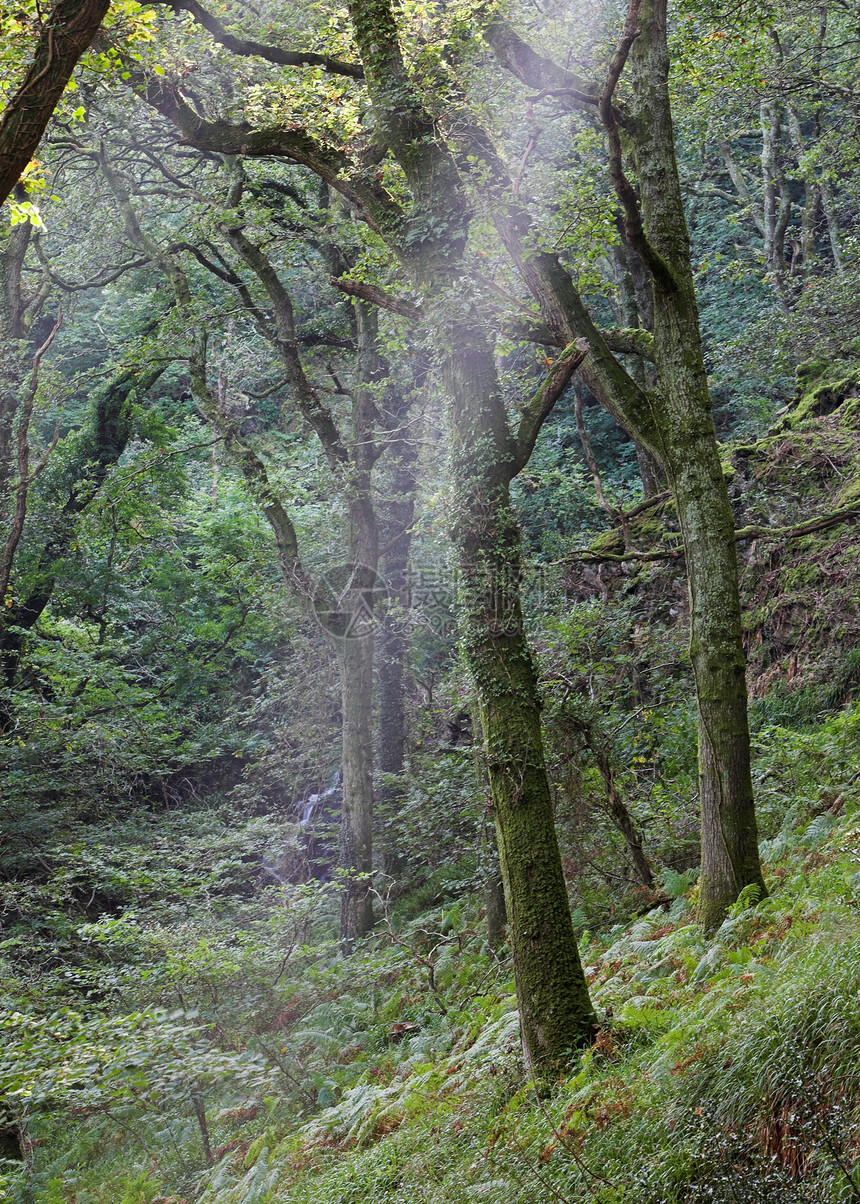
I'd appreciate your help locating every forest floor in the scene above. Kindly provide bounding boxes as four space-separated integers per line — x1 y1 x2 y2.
4 696 858 1204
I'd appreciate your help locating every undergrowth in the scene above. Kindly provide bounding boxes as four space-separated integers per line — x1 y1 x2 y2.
2 700 860 1203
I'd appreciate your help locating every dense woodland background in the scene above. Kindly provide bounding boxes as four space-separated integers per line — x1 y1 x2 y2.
3 0 860 1200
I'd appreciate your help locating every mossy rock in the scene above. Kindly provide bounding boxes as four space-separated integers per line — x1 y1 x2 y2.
781 359 860 430
589 526 626 556
586 513 672 559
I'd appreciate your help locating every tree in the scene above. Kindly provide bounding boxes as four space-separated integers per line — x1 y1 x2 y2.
481 0 767 926
87 134 429 949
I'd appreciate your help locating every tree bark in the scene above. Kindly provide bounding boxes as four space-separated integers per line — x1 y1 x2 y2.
786 105 818 269
445 318 596 1071
819 178 844 275
0 0 110 204
625 0 766 927
470 699 508 950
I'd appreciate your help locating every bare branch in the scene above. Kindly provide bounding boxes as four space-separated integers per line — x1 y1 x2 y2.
512 340 587 476
329 276 422 323
160 0 364 78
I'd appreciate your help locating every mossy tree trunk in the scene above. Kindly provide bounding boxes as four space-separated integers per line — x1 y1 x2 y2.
344 0 597 1072
443 319 596 1071
625 0 766 927
0 218 30 509
0 361 163 698
482 0 766 929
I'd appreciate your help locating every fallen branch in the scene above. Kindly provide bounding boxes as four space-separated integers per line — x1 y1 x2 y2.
577 503 860 565
734 504 860 543
329 276 422 322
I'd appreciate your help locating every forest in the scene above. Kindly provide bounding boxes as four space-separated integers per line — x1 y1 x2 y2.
2 0 860 1199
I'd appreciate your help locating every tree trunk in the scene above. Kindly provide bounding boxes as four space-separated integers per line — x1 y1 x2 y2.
486 871 508 951
337 300 381 949
786 105 819 269
0 218 31 516
609 241 662 498
626 0 766 927
222 212 383 949
338 628 376 950
470 699 508 950
376 373 419 875
760 98 792 310
819 179 844 275
445 319 596 1072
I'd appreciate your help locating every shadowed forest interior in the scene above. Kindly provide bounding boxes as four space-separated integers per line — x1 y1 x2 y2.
3 0 860 1200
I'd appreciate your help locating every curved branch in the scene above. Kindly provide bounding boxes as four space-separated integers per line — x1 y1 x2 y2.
138 76 403 235
482 16 599 108
225 227 349 467
512 340 587 477
597 0 673 291
33 237 148 290
163 0 364 78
